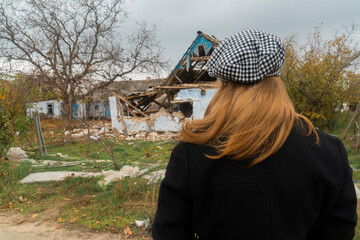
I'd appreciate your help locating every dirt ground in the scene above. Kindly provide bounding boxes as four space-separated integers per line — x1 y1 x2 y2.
0 210 152 240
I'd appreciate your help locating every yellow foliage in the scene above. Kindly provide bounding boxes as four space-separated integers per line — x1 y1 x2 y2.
281 26 360 127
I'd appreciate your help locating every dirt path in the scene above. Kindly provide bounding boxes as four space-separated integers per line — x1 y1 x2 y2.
0 211 151 240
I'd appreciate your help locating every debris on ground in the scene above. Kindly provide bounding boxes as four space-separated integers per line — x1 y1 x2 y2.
19 163 167 185
20 171 102 184
100 166 140 186
135 218 150 228
142 170 166 184
32 160 84 167
6 147 28 161
56 153 69 159
63 123 178 142
90 133 101 141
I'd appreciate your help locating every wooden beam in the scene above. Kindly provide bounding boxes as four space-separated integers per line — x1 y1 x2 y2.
122 101 137 117
153 100 165 107
154 86 190 89
190 56 210 61
126 91 157 100
154 83 217 89
171 100 199 104
117 95 147 117
136 95 155 108
174 73 183 83
144 110 160 114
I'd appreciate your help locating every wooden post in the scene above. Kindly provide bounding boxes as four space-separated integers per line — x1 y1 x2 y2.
356 128 359 152
116 96 128 137
342 103 360 139
33 111 47 156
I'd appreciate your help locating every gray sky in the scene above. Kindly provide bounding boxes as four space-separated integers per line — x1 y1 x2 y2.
125 0 360 77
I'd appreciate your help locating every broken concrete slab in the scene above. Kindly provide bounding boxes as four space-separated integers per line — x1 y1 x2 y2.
20 171 102 184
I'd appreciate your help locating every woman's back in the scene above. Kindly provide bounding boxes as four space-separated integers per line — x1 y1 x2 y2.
153 127 357 239
152 29 357 240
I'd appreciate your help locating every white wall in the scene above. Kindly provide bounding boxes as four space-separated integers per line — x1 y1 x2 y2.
27 100 87 119
108 88 217 133
27 100 63 118
175 89 217 119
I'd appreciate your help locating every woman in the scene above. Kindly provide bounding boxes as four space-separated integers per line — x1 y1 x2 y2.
152 29 357 240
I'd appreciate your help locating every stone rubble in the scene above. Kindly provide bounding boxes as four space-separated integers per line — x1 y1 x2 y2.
101 166 140 185
67 123 177 142
142 170 166 184
6 147 28 161
56 153 69 159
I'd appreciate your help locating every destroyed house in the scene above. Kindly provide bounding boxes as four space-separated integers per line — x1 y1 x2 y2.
112 31 221 118
109 32 221 133
88 78 165 118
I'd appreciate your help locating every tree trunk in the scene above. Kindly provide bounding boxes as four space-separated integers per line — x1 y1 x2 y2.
331 102 342 130
61 91 75 130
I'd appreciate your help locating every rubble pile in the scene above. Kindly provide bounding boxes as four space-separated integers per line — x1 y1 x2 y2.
6 147 29 161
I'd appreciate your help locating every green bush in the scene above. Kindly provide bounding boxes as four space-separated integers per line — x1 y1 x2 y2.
0 104 14 158
0 81 32 158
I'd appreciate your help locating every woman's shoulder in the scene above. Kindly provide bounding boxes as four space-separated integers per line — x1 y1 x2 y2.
291 123 343 149
316 128 342 144
289 126 348 173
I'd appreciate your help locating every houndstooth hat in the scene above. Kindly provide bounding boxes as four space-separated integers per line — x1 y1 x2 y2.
205 29 285 83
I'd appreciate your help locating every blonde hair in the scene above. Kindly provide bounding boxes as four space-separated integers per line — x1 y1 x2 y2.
180 76 319 166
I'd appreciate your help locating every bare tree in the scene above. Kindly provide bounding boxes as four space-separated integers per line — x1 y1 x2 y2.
0 0 166 125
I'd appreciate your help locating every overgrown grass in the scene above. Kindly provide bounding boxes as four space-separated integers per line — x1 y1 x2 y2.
0 137 176 235
29 139 176 165
2 115 360 236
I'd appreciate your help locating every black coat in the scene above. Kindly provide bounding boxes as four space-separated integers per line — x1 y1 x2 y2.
152 128 357 240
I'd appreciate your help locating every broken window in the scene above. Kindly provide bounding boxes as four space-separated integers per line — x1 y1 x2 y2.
47 103 53 116
174 102 193 118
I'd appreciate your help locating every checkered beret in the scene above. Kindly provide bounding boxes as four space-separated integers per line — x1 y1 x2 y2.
205 29 285 83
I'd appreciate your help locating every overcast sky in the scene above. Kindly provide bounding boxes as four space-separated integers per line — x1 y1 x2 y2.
124 0 360 77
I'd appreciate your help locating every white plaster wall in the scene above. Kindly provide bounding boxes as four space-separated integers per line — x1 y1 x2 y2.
175 89 217 119
108 89 217 133
109 96 121 131
124 119 150 132
154 115 180 132
27 100 63 118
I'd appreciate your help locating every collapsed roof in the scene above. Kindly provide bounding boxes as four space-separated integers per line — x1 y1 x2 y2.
112 31 221 117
